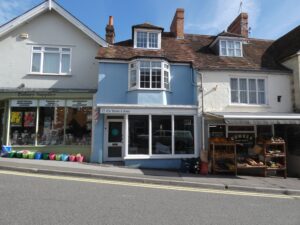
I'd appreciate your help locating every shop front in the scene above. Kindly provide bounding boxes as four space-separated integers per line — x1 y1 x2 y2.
2 97 93 160
92 105 199 169
205 112 300 177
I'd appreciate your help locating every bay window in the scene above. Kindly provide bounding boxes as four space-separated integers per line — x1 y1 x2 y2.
128 115 195 156
31 46 71 75
129 60 170 90
230 78 266 105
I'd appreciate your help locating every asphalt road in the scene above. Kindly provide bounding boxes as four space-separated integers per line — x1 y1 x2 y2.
0 171 299 225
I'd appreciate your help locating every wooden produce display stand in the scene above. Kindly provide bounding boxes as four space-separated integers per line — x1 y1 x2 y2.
210 141 237 176
210 138 287 178
263 140 287 178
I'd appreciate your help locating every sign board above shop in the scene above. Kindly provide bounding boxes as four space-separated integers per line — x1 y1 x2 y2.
39 100 65 107
11 100 37 107
99 107 197 115
67 100 92 108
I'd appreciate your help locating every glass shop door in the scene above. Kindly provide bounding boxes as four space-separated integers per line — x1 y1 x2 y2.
105 120 124 161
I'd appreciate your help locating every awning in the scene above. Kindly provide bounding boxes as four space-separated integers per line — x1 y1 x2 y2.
205 112 300 125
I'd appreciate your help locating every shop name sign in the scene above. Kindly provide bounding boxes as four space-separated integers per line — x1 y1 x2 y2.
11 100 37 107
39 100 65 107
100 108 131 114
17 92 56 97
67 100 92 107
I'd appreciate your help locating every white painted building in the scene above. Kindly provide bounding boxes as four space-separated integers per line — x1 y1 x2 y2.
0 0 107 159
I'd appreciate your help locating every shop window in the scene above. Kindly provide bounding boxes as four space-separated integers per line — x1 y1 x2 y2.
10 108 36 145
128 115 149 155
228 126 255 132
175 116 194 154
152 116 172 154
38 107 65 145
65 107 92 145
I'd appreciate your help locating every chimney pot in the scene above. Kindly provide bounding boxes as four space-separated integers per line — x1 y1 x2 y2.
106 16 115 44
170 8 185 39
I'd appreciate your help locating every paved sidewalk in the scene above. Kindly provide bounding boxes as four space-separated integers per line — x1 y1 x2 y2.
0 157 299 195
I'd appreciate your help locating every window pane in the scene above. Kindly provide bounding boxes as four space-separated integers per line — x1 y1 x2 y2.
38 107 65 145
151 62 161 68
249 92 257 104
239 79 247 90
137 31 147 48
230 78 238 90
44 47 59 51
175 116 194 154
249 79 256 91
235 49 242 57
149 33 158 48
61 54 70 73
221 48 227 56
66 107 92 145
152 116 172 154
62 48 71 52
258 92 266 104
10 108 36 146
140 68 150 88
228 49 234 56
33 47 42 51
151 68 161 88
240 91 248 103
129 115 149 154
235 42 241 49
258 79 265 91
228 41 234 48
32 53 41 72
130 69 137 87
43 53 60 73
164 71 169 89
220 41 226 48
231 90 239 103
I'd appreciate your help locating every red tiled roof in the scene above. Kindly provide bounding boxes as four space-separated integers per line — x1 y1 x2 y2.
96 32 290 72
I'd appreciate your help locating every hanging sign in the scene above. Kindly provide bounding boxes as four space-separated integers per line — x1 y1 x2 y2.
10 100 37 107
39 100 65 107
66 100 92 108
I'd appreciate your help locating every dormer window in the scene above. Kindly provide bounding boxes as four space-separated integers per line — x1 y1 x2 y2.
220 40 242 57
135 30 161 49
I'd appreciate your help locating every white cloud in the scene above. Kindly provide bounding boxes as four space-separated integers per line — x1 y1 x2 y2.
0 0 36 25
186 0 260 35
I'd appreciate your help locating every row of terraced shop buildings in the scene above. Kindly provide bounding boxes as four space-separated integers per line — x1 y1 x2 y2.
1 0 300 176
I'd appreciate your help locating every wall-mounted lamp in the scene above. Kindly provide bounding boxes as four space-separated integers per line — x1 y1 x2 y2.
19 33 29 39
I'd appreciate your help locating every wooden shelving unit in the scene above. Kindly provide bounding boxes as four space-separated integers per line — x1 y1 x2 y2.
210 140 287 178
210 142 237 176
263 141 287 178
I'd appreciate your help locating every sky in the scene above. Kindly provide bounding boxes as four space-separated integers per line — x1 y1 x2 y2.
1 0 300 42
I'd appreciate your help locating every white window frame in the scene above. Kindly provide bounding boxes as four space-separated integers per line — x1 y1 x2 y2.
219 39 243 57
128 59 170 91
134 29 162 49
30 46 72 75
229 77 267 105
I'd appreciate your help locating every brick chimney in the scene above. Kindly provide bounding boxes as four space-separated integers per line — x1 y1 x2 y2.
227 13 249 38
106 16 115 44
170 8 184 39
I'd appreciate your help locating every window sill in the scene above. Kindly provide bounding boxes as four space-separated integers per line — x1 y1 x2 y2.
124 154 196 160
228 104 270 108
127 88 172 93
28 73 72 77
